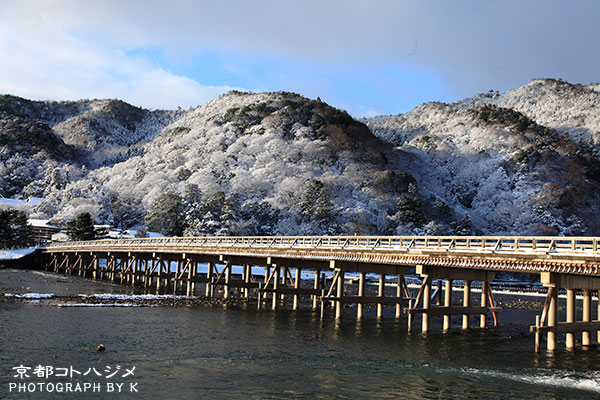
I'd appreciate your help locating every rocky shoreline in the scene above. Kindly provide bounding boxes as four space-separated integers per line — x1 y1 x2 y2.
1 291 549 312
1 293 250 308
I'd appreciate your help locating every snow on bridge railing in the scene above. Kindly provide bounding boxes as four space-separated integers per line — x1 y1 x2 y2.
44 236 600 255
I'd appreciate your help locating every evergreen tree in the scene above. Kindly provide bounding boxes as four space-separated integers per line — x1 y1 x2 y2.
0 211 10 248
240 200 280 235
451 214 473 236
198 211 221 235
66 212 99 241
299 180 335 229
197 191 235 236
145 192 185 236
394 195 426 227
182 184 203 236
0 209 34 249
11 210 34 247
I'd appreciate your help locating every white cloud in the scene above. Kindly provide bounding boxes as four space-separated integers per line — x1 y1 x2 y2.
0 0 599 109
0 16 235 109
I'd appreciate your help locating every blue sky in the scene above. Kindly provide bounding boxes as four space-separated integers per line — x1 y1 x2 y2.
1 0 599 116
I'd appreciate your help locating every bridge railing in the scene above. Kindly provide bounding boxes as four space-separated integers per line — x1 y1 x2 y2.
44 236 600 255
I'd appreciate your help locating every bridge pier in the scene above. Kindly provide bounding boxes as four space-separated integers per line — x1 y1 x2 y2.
186 259 195 296
242 264 249 298
293 267 300 310
443 279 452 331
480 280 488 329
357 272 366 320
205 262 214 297
462 280 471 330
396 274 405 318
173 260 181 294
583 290 592 346
377 273 385 319
531 272 600 352
312 269 321 310
224 262 231 299
320 262 412 320
335 268 345 319
73 255 82 277
272 265 279 310
246 258 325 311
405 266 500 334
156 259 162 292
422 276 431 332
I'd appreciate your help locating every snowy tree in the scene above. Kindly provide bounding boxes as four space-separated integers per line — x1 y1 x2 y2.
451 214 473 236
146 193 185 237
299 180 334 229
393 195 426 228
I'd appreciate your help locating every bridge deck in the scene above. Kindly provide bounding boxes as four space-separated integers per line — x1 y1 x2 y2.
44 235 600 276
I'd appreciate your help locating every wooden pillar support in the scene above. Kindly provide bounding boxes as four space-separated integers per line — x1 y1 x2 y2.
264 265 271 302
244 264 251 298
598 290 600 345
583 290 591 346
566 289 575 349
443 279 452 332
156 259 163 292
377 273 385 319
312 269 321 310
272 265 279 310
206 262 214 297
92 256 99 281
533 272 600 351
293 268 301 310
407 266 498 333
357 272 366 320
422 277 431 333
480 280 488 329
174 260 181 294
547 286 558 351
396 274 403 319
463 280 471 330
224 262 231 299
186 259 194 296
191 261 197 296
335 268 345 320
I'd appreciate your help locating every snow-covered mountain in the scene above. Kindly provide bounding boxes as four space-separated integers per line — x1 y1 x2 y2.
1 78 599 236
367 78 600 145
0 95 181 167
364 78 600 236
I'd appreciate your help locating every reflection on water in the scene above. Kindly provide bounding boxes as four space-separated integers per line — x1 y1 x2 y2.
1 269 600 399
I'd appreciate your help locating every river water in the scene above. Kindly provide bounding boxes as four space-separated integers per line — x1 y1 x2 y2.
1 267 599 399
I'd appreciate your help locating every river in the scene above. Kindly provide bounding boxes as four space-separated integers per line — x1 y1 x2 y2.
1 267 599 399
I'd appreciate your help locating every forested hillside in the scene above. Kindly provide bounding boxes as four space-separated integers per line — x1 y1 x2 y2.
2 78 599 236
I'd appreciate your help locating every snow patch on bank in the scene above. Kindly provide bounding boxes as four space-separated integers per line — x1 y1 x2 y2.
4 293 54 299
79 294 195 300
57 303 141 307
0 247 37 260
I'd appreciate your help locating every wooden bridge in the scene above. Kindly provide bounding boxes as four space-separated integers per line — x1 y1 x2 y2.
41 235 600 352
